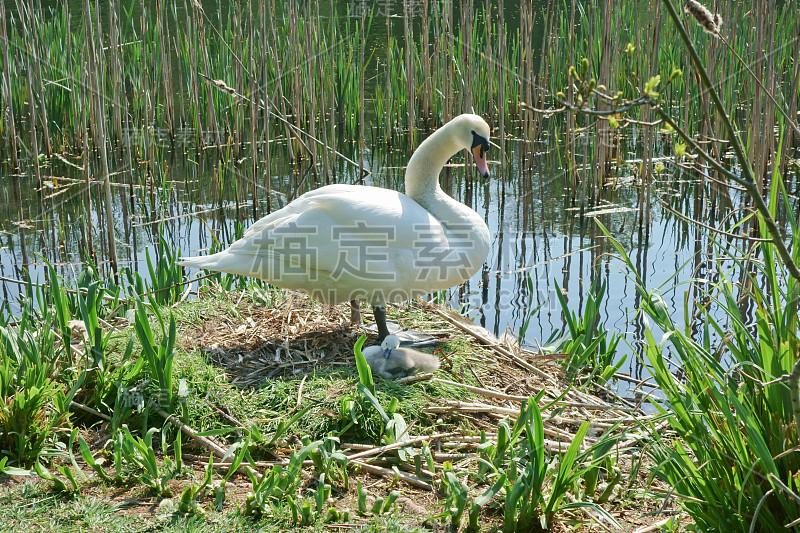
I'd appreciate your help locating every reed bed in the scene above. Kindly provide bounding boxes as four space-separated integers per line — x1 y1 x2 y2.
1 0 796 275
0 1 795 153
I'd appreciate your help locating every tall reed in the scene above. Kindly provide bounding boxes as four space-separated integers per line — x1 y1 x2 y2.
0 2 19 166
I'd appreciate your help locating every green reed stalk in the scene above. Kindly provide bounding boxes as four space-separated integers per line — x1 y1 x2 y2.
0 2 18 167
403 0 414 143
316 2 330 184
156 0 175 139
186 0 204 147
19 6 42 190
359 6 366 179
248 2 258 219
108 0 123 148
198 5 220 148
497 0 506 188
306 2 319 181
421 0 432 123
26 0 52 155
261 2 272 209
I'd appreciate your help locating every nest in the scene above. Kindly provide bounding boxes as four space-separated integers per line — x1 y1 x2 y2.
183 292 370 386
180 290 644 435
174 289 664 527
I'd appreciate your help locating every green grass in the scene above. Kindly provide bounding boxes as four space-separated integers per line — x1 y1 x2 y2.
0 480 431 532
0 290 517 530
1 278 650 530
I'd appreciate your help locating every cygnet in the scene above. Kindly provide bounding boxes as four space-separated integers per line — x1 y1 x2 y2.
361 335 440 379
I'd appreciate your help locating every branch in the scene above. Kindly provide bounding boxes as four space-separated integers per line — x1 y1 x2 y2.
662 0 800 283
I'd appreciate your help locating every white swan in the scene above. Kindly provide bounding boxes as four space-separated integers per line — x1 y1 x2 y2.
362 335 440 378
179 114 492 339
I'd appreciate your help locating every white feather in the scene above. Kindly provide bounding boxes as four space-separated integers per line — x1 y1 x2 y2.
179 114 492 307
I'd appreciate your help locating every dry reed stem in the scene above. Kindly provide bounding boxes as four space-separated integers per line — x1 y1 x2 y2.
345 434 454 461
351 460 434 491
182 453 312 469
155 406 261 480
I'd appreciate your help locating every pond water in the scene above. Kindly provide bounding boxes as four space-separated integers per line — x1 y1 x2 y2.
0 127 730 387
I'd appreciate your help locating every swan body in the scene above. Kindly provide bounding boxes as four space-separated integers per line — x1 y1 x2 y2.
362 335 440 378
179 114 492 335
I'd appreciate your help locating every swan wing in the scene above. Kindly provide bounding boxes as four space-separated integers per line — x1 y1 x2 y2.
181 184 484 303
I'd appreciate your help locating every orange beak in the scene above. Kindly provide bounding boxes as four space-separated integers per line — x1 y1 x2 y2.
472 144 490 177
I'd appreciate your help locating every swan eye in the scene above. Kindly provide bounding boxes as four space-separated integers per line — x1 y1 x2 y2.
471 131 489 157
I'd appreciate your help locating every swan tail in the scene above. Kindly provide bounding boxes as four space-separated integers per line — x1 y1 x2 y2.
177 252 257 277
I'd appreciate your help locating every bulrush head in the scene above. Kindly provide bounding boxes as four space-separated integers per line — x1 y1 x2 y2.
684 1 723 36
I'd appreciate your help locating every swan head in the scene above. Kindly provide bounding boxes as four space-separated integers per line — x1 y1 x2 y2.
450 114 491 178
380 334 401 358
405 113 492 199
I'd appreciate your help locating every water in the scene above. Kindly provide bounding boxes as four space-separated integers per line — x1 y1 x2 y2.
0 129 717 385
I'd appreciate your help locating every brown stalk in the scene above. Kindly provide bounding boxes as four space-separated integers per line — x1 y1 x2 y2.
84 0 118 278
0 2 19 166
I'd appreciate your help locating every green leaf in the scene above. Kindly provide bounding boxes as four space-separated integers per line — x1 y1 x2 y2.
353 334 373 393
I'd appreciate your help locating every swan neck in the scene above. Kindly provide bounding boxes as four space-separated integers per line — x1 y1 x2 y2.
404 124 460 200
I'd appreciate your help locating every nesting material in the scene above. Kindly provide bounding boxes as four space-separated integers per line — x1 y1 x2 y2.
183 292 365 386
182 291 643 429
182 292 651 496
176 288 665 522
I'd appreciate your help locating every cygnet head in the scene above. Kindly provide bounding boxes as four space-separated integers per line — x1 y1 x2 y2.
380 334 401 359
449 114 491 178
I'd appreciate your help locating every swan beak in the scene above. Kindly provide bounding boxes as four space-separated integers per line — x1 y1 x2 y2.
471 134 490 177
471 144 490 177
383 347 392 359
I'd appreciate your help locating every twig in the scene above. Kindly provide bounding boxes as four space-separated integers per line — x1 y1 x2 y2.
431 377 528 402
662 0 800 283
397 373 435 385
767 473 800 506
633 516 679 533
345 434 452 461
657 198 770 242
70 400 111 421
203 398 245 428
421 301 551 379
154 406 259 480
424 400 589 442
182 453 312 469
350 459 434 491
